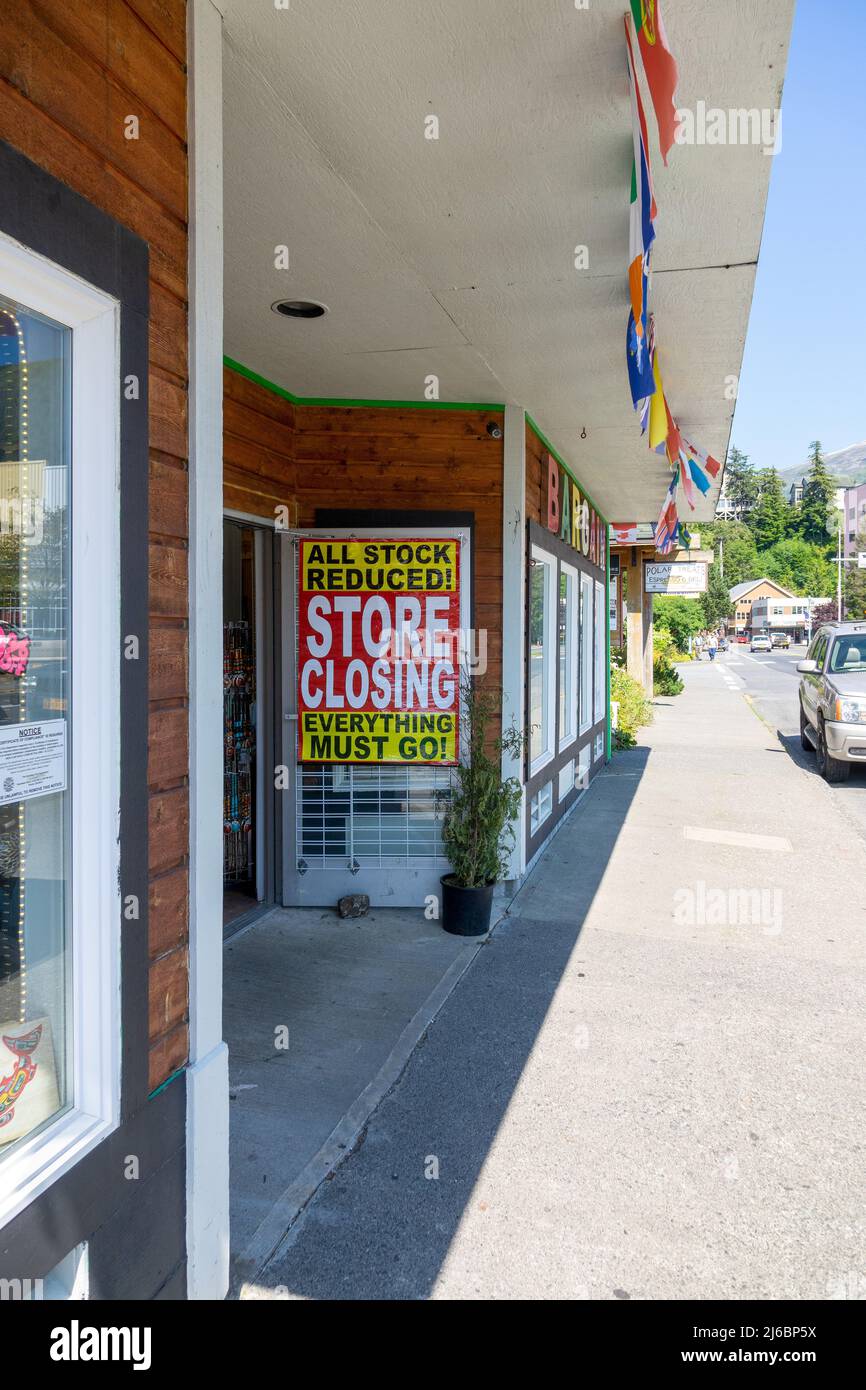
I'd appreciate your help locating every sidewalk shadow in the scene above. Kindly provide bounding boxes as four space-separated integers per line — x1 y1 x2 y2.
255 748 650 1301
777 729 866 782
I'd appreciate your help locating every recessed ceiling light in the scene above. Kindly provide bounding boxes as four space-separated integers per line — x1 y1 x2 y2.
271 299 328 319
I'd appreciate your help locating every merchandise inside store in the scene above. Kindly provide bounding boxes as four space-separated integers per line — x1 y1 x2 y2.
223 519 262 929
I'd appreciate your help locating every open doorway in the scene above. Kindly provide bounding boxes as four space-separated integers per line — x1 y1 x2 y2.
223 518 276 934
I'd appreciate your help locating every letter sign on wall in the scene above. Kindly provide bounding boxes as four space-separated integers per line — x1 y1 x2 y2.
297 539 461 764
545 453 603 568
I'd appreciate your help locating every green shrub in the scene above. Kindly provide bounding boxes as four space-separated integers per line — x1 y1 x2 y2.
611 665 652 744
653 652 684 696
439 678 523 888
654 629 688 665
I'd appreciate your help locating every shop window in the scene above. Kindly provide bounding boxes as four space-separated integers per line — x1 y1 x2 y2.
577 742 591 787
558 563 578 750
579 572 593 735
0 297 71 1152
594 731 605 763
529 780 553 835
529 547 556 772
0 234 119 1224
558 759 575 801
594 579 606 726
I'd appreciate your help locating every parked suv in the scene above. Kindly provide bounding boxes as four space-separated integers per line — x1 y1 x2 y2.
798 622 866 782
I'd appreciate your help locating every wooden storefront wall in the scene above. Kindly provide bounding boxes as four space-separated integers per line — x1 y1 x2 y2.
223 366 505 727
0 0 190 1091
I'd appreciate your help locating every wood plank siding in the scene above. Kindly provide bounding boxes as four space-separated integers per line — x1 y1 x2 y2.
224 367 505 728
0 0 190 1090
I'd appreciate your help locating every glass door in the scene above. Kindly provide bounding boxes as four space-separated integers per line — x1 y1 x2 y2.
281 526 471 908
223 520 271 932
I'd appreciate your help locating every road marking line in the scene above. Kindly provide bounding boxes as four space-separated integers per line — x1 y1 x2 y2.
684 826 793 852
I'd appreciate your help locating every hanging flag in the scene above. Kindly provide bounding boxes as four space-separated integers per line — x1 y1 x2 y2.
687 457 711 495
682 435 722 479
654 471 680 554
679 458 698 510
627 309 655 407
625 14 656 339
648 345 668 450
629 0 681 167
663 399 683 468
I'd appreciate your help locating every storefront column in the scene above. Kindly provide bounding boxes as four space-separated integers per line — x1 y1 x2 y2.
625 549 645 688
186 0 230 1302
500 405 527 883
642 561 655 692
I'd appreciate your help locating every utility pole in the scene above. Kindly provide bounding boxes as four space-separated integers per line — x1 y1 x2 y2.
837 525 843 621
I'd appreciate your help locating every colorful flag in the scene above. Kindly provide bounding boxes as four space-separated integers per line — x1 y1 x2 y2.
629 0 680 167
663 399 683 468
687 458 711 495
627 309 655 407
682 435 722 479
625 14 656 338
654 472 680 554
648 346 668 450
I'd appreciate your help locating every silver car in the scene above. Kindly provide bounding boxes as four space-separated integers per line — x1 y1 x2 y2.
798 622 866 782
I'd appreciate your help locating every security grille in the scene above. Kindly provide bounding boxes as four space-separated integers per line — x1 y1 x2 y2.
295 763 452 872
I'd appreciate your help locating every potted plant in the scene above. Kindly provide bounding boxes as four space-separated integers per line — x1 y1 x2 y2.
438 677 523 936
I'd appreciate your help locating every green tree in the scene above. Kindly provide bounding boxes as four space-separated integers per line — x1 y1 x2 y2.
762 536 835 596
800 440 837 545
698 520 759 589
701 561 733 628
750 468 788 550
785 500 806 539
844 530 866 618
725 446 760 517
653 595 704 651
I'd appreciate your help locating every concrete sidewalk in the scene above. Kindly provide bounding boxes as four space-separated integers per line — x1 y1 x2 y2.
247 663 866 1300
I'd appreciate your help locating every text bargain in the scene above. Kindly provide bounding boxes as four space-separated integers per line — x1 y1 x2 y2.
297 539 461 764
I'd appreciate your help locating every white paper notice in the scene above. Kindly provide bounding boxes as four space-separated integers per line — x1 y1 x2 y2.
0 719 67 806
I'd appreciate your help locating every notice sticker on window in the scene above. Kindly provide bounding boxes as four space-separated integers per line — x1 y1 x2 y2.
0 719 67 806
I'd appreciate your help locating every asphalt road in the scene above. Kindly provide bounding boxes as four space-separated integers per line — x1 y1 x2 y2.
712 641 866 843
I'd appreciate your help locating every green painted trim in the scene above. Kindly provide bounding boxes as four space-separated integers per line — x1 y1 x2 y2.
224 356 504 413
606 534 612 762
525 414 609 527
148 1066 184 1101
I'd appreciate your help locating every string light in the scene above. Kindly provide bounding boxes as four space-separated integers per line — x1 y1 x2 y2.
0 304 29 1025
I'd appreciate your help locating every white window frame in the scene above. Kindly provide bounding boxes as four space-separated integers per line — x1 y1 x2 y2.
558 561 578 752
529 544 557 776
594 578 606 726
0 232 121 1229
579 571 594 736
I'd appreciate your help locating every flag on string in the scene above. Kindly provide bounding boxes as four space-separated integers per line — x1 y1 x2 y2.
654 470 680 554
679 459 697 510
687 457 711 495
627 309 655 408
648 345 668 450
663 399 683 468
682 435 722 479
625 14 656 339
629 0 680 167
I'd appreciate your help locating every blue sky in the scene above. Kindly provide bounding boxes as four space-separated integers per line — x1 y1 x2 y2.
731 0 866 476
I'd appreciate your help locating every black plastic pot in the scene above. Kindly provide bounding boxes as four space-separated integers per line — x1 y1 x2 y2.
440 874 495 937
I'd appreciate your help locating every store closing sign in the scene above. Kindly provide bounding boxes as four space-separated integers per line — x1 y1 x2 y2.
297 539 461 764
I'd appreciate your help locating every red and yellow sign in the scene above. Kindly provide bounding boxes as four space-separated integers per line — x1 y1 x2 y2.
297 538 461 764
